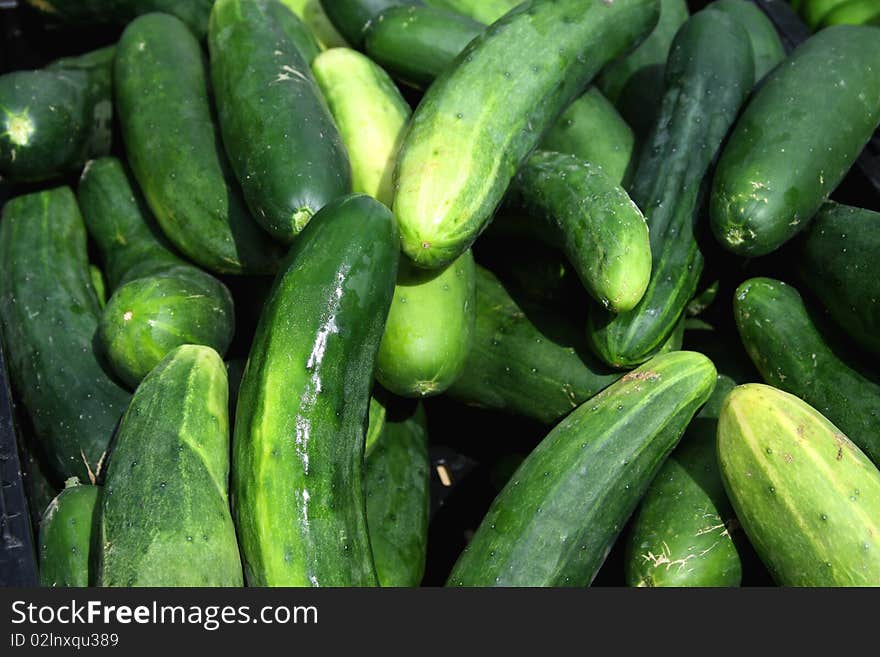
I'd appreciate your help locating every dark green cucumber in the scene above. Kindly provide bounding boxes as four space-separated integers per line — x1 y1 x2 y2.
509 151 651 313
0 47 113 182
734 277 880 467
797 202 880 359
393 0 661 269
718 384 880 586
587 11 754 368
0 188 130 481
625 374 742 587
448 266 621 424
320 0 421 47
38 478 99 587
377 250 475 397
116 13 280 275
96 345 242 586
707 0 785 80
821 0 880 27
365 401 430 587
281 0 348 48
209 0 351 243
233 194 399 587
448 351 717 586
710 26 880 257
423 0 519 23
364 5 483 89
79 157 235 389
598 0 689 104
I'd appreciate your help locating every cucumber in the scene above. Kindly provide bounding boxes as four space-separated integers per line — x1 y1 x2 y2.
116 13 280 275
423 0 519 24
276 3 323 64
587 11 754 369
393 0 661 269
598 0 689 104
718 384 880 586
364 5 483 89
508 151 651 313
320 0 421 47
89 265 107 309
0 47 113 182
540 88 636 186
447 351 717 586
312 47 411 205
377 250 475 397
625 374 742 587
804 0 850 27
0 187 131 481
38 478 99 587
821 0 880 26
280 0 348 48
710 26 880 257
79 157 235 389
797 203 880 358
96 345 242 586
233 194 398 587
707 0 786 80
209 0 351 243
365 401 430 587
734 277 880 467
448 266 621 424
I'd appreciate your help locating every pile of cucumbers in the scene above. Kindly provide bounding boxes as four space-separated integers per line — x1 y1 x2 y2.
1 0 879 588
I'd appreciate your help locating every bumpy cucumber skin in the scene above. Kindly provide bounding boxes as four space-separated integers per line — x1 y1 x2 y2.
377 250 475 397
280 0 348 48
587 11 754 369
96 345 242 587
39 480 99 587
0 188 131 481
821 0 880 27
710 26 880 258
320 0 419 47
798 203 880 358
423 0 519 24
312 47 411 206
511 151 651 313
718 384 880 586
393 0 661 269
233 194 398 587
598 0 689 104
116 14 279 275
625 374 742 587
209 0 351 243
448 351 717 586
365 401 430 587
540 88 636 186
707 0 785 80
448 266 620 424
734 277 880 466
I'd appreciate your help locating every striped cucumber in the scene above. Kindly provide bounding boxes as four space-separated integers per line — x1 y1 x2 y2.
38 478 99 587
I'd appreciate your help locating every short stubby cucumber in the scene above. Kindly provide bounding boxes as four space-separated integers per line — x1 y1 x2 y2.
39 478 99 587
209 0 351 243
447 351 717 586
718 384 880 586
587 11 754 368
0 187 131 481
707 0 785 80
393 0 661 269
320 0 421 47
312 47 411 205
733 277 880 466
509 151 651 313
115 13 280 275
365 401 430 587
95 345 243 587
377 250 475 397
710 26 880 257
423 0 519 24
233 194 399 587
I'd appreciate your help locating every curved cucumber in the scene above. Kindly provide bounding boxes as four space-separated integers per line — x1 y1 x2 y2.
587 11 754 368
423 0 518 24
821 0 880 26
718 384 880 586
312 47 411 206
280 0 348 48
708 0 785 80
365 401 430 587
233 194 399 587
448 351 717 586
377 250 475 397
710 26 880 257
320 0 420 47
510 151 651 313
38 478 99 587
734 277 880 467
209 0 351 243
0 187 131 481
393 0 661 269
